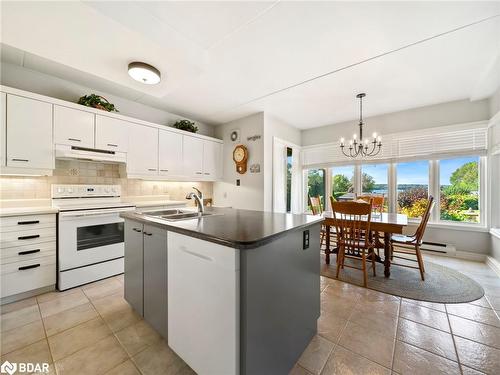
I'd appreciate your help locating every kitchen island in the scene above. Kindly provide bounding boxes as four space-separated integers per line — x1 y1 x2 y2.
121 207 323 375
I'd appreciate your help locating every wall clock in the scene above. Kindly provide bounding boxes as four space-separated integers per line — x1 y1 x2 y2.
233 144 248 174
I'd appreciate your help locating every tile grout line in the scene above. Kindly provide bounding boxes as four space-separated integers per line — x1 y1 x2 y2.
391 298 402 372
445 304 463 375
86 285 145 375
36 295 56 372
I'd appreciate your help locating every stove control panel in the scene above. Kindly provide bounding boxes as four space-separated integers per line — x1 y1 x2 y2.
51 185 121 198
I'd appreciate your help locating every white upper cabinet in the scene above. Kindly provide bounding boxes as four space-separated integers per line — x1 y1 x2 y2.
159 129 183 177
6 95 54 170
202 140 222 179
95 115 129 152
54 106 95 148
1 93 6 167
182 136 204 178
127 123 158 176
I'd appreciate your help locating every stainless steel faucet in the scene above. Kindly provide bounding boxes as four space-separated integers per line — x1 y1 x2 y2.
186 187 204 214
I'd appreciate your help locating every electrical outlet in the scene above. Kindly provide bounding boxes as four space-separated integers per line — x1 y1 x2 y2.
236 179 240 186
303 230 309 250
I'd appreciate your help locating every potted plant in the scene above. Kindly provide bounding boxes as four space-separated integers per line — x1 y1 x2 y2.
173 119 198 133
77 94 118 112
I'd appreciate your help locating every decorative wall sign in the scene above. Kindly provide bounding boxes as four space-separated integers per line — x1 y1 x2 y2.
247 135 261 142
249 164 261 173
230 129 240 142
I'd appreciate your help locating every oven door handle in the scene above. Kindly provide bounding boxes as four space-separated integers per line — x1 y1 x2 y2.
59 207 134 218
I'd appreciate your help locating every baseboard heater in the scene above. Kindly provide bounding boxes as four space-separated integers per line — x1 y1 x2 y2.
420 241 456 256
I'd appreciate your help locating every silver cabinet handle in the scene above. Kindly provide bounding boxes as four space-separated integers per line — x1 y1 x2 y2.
180 247 213 262
12 158 29 162
132 228 142 233
195 172 203 175
204 173 210 175
160 169 169 172
148 168 157 171
143 232 152 236
107 143 118 147
68 138 81 142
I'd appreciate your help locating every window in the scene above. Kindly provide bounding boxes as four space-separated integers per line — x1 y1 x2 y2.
439 156 480 223
286 147 292 213
307 169 325 210
331 166 354 200
397 161 429 218
362 163 389 212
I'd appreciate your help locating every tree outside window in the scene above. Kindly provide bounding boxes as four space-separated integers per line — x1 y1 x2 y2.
331 166 354 200
440 157 480 223
397 161 429 218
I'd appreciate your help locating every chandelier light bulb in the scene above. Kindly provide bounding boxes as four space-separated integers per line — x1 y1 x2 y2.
353 133 357 140
340 137 345 144
372 132 377 139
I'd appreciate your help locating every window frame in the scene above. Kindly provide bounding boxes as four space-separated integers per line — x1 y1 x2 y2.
302 155 488 230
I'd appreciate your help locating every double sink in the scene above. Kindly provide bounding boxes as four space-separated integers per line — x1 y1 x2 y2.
145 209 217 222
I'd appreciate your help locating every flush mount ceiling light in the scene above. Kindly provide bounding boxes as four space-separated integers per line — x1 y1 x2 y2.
128 62 161 85
340 93 382 158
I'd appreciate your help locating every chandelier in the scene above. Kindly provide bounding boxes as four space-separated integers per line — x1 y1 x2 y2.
340 93 382 158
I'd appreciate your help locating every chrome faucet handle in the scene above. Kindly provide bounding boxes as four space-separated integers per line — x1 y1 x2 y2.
192 187 203 199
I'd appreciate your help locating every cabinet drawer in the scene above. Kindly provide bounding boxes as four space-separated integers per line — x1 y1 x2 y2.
0 255 56 298
0 227 56 249
0 241 56 265
0 214 56 232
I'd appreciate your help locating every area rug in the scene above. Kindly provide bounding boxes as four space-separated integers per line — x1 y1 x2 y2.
321 254 484 303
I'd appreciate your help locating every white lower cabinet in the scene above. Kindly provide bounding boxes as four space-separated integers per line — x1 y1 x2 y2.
0 214 57 300
168 232 239 375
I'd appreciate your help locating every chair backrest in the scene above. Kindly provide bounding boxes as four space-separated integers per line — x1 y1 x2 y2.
414 196 435 243
356 194 385 214
308 195 323 215
332 200 373 249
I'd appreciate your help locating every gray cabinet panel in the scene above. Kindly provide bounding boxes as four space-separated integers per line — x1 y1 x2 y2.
143 224 168 339
124 219 144 316
240 224 321 375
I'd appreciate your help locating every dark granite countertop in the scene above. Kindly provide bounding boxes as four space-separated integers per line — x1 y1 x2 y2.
121 207 324 249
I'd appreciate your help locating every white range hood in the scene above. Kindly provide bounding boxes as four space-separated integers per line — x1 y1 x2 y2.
55 144 126 164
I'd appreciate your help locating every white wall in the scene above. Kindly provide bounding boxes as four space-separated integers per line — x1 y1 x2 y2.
213 113 265 210
301 99 490 146
0 63 215 137
489 86 500 261
263 114 301 211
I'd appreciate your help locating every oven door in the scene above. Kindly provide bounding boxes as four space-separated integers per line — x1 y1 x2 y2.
58 207 133 271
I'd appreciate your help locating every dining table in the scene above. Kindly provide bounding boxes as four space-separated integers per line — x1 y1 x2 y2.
322 211 408 277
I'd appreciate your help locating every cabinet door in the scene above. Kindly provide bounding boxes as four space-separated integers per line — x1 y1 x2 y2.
95 115 129 152
182 136 204 178
202 140 223 180
124 220 144 316
54 105 94 148
6 95 54 170
127 124 158 176
158 130 183 177
143 225 168 339
1 93 6 167
168 232 239 375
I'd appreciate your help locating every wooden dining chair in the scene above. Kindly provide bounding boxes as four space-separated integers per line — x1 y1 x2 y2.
357 194 385 255
332 200 376 287
390 196 435 281
309 195 328 249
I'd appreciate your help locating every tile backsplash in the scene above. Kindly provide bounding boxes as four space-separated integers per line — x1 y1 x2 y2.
0 160 213 200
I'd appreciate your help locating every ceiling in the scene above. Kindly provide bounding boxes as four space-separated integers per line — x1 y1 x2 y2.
1 1 499 129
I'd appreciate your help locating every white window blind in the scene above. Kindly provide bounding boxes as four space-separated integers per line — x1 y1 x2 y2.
302 121 487 167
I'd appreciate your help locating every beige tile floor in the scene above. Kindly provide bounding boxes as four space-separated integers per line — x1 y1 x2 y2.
1 255 499 375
